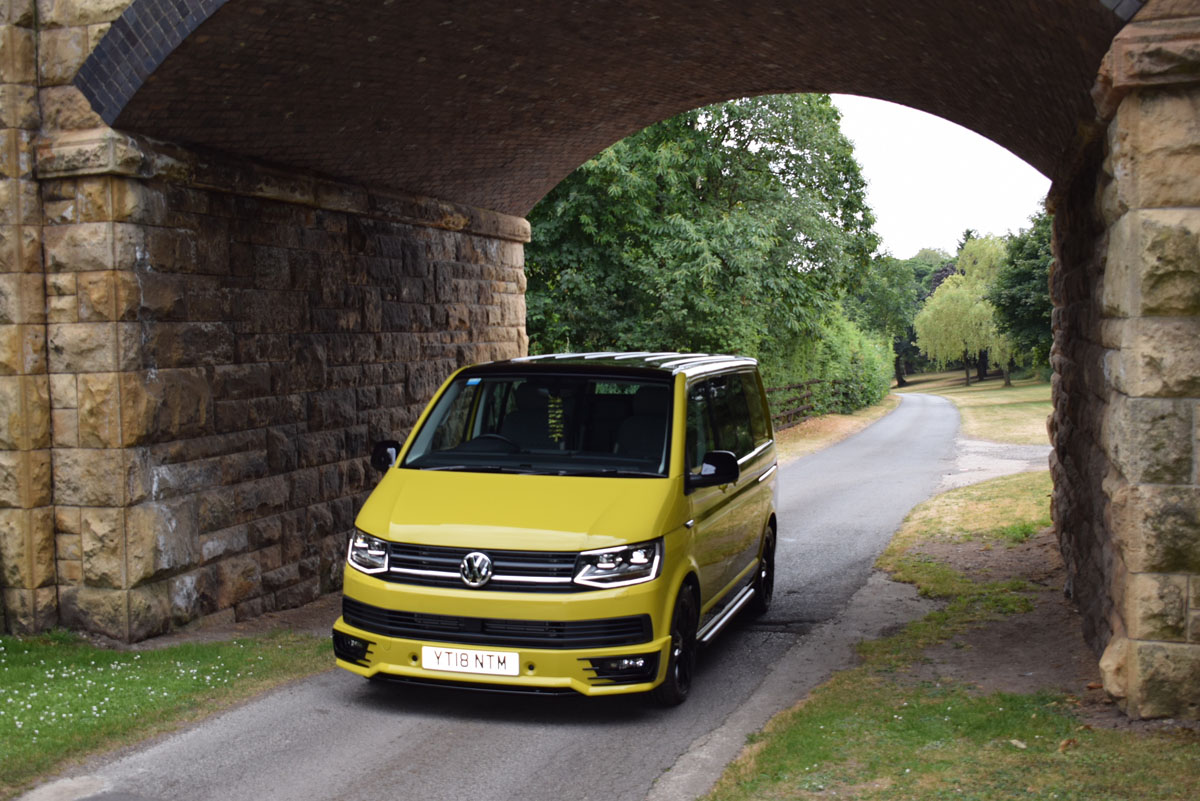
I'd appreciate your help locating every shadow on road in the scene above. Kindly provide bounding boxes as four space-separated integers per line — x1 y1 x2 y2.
340 646 740 727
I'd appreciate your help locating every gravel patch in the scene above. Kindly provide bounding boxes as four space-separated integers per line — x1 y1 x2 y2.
939 437 1051 491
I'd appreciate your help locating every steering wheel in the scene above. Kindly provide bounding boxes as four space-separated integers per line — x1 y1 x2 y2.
474 433 520 450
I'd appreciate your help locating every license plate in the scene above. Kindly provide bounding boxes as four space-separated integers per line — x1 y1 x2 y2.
422 645 519 676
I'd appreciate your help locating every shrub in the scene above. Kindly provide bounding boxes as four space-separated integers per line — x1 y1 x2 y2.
760 309 892 418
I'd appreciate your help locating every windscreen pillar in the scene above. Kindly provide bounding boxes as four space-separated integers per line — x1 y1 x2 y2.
1053 0 1200 719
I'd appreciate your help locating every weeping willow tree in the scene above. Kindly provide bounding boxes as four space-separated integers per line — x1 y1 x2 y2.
913 273 1013 386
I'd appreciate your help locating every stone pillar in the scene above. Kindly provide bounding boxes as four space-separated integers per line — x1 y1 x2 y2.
1075 0 1200 718
37 131 164 640
21 0 143 638
0 0 53 634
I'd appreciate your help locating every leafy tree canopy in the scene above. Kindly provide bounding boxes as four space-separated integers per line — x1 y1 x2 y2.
524 94 878 357
914 274 992 364
927 260 960 295
913 272 1012 385
908 248 952 296
956 234 1006 285
912 247 951 265
957 228 979 253
845 255 919 342
989 211 1054 367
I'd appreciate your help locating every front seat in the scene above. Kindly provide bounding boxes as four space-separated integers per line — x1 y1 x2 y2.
500 383 555 449
615 385 670 464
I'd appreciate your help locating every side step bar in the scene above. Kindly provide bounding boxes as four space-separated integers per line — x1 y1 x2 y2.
696 583 756 644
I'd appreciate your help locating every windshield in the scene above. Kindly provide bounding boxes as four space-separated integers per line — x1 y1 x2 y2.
402 372 673 476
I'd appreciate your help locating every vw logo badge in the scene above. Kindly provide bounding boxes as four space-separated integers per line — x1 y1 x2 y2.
460 551 493 588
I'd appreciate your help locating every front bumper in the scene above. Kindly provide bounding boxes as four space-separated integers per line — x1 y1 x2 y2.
332 567 674 696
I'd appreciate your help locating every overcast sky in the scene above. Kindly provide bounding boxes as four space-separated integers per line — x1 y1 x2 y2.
832 94 1051 261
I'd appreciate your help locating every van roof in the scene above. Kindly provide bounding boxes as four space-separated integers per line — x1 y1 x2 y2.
473 351 759 378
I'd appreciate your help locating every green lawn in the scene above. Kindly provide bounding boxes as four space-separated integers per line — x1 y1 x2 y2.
898 371 1051 445
0 630 331 800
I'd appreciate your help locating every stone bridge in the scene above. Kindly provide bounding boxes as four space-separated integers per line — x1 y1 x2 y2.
0 0 1196 718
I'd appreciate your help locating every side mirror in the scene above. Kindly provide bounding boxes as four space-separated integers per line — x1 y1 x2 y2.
370 440 402 472
685 450 740 492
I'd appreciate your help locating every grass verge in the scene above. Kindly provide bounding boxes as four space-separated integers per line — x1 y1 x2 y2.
705 472 1199 801
897 371 1051 445
886 471 1053 551
0 629 331 799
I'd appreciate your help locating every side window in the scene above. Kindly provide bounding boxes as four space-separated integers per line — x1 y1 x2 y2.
742 371 771 444
708 374 754 458
685 382 714 474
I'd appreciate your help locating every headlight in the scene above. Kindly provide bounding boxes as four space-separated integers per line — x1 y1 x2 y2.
574 539 662 588
348 530 389 574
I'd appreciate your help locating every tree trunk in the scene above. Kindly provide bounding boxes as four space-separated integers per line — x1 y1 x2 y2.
976 349 988 382
1003 357 1013 387
962 350 971 386
893 355 907 387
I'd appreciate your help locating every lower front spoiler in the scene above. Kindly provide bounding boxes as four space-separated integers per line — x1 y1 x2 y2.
332 617 672 697
359 673 580 696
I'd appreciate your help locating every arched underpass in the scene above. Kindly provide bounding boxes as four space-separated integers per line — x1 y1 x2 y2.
0 0 1196 718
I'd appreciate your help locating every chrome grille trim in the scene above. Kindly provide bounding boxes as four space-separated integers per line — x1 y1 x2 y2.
382 542 585 592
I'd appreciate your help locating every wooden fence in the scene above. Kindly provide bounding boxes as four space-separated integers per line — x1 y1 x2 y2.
765 379 821 429
765 378 855 430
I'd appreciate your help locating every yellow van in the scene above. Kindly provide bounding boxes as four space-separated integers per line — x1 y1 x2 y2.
332 352 778 704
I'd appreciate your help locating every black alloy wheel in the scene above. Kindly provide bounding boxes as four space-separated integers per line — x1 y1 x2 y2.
653 585 698 706
748 525 775 616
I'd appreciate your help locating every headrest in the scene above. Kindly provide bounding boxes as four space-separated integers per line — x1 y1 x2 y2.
632 385 669 416
515 383 549 409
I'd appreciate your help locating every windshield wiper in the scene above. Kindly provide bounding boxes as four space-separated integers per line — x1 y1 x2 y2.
419 465 545 474
556 468 664 478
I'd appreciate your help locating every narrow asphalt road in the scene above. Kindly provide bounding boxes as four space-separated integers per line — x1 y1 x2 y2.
27 394 971 801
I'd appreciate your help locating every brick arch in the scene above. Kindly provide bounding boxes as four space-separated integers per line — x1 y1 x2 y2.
76 0 1134 216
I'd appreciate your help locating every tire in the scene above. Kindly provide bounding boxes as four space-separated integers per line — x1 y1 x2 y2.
653 585 699 706
748 525 775 617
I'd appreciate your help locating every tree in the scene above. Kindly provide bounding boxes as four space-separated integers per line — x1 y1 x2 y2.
870 249 950 384
913 274 1001 386
989 212 1054 368
957 235 1006 284
909 248 952 297
525 94 878 358
957 228 979 253
845 255 919 385
927 259 960 295
955 235 1006 379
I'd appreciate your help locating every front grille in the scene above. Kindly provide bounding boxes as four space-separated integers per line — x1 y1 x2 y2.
342 597 652 649
383 542 583 593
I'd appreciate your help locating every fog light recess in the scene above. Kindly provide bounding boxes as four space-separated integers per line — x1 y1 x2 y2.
584 653 659 684
332 631 374 665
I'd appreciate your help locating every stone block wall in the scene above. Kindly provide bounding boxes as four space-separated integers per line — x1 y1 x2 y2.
32 134 528 640
1052 1 1200 719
